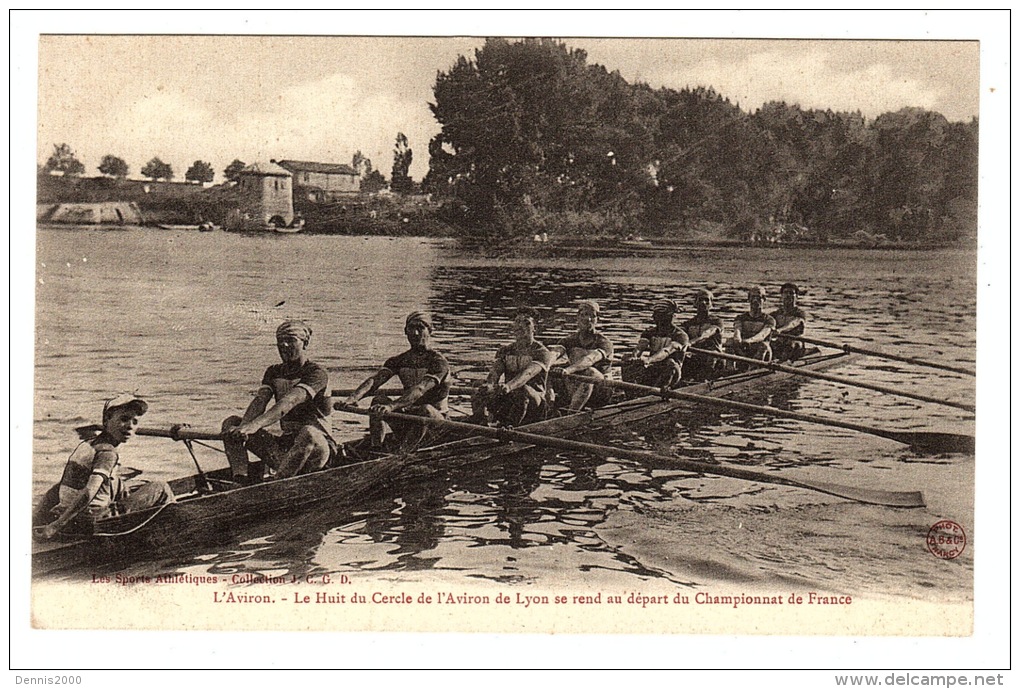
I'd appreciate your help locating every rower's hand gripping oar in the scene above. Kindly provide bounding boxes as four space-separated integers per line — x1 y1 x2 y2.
778 334 976 377
690 348 975 413
551 370 974 455
335 403 924 508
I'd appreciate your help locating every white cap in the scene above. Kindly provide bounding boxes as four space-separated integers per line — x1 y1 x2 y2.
103 393 148 419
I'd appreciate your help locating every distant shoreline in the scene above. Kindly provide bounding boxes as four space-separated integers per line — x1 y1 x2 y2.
35 220 973 253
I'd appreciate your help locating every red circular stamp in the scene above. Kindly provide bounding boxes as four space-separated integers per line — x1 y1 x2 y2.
927 520 967 560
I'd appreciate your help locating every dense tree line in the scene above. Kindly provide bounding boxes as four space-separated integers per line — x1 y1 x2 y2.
425 38 978 244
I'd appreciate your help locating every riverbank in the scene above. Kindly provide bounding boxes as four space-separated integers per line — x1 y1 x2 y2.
37 174 974 249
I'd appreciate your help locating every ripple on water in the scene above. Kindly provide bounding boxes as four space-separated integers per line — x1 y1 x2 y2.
32 230 975 602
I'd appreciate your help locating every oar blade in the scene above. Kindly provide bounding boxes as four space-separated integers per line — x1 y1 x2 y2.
793 479 926 508
903 432 975 455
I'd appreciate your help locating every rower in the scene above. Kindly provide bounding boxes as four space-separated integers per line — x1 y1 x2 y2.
222 320 336 483
770 282 809 362
344 311 451 451
472 307 554 427
549 300 615 413
621 299 689 390
680 288 724 380
33 394 175 539
724 286 777 367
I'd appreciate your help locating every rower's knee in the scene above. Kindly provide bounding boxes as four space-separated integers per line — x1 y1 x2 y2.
290 427 332 472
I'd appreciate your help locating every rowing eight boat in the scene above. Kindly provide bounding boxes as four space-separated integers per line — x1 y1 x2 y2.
33 350 858 575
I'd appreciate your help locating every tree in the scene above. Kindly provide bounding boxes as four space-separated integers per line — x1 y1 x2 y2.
429 38 656 226
391 132 414 194
44 143 85 176
98 154 129 178
185 160 215 184
141 157 174 181
352 151 373 177
361 169 388 194
223 159 246 183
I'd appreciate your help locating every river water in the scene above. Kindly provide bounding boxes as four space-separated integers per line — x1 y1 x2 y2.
31 227 976 606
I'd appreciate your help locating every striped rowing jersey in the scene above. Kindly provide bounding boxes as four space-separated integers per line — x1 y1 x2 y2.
681 314 724 351
493 340 555 392
55 432 122 516
637 325 690 361
383 348 451 412
770 306 808 336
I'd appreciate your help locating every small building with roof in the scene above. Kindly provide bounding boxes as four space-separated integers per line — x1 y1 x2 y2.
276 159 360 200
225 161 294 231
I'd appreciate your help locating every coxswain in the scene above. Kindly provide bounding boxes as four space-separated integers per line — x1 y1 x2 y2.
770 282 809 362
344 311 450 451
221 320 336 483
622 299 689 390
472 307 554 427
33 394 175 539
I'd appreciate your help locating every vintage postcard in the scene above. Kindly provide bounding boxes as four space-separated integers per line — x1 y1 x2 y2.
12 10 1009 672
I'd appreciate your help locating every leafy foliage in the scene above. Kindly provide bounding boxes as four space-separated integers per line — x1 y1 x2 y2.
361 169 388 194
351 151 373 177
390 132 414 194
44 143 86 176
98 154 129 178
223 159 246 183
185 160 215 184
426 38 978 244
141 157 174 181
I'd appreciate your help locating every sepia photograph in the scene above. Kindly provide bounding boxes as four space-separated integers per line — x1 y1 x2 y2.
12 9 1009 676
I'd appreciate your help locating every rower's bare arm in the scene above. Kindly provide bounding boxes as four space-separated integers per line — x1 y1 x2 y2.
34 473 103 539
646 341 680 364
549 345 568 367
631 337 651 360
505 361 545 392
563 350 604 375
392 377 437 411
240 388 273 424
241 386 309 433
747 324 774 344
777 318 804 334
691 325 719 345
484 358 506 387
346 369 393 404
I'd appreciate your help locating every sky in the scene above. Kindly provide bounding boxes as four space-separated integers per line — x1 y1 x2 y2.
27 11 986 185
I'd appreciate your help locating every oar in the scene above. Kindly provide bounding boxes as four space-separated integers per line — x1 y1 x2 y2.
331 386 477 398
780 334 976 377
137 426 223 441
553 371 974 455
690 348 975 413
335 404 924 508
137 426 222 491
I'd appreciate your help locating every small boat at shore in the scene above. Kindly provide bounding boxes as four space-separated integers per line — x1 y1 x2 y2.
157 222 219 232
34 349 941 576
274 217 305 234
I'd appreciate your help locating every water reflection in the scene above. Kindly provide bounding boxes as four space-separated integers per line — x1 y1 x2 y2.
32 231 975 597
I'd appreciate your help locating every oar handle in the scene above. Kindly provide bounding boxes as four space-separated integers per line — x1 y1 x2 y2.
137 426 223 441
689 348 975 413
780 334 976 377
333 403 924 507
